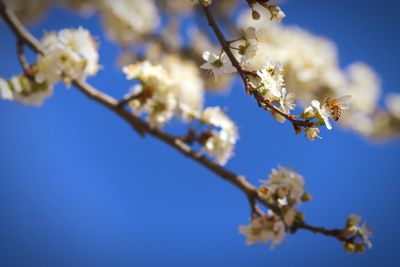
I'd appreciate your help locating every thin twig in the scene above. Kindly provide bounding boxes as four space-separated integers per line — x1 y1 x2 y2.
16 39 31 76
117 90 140 107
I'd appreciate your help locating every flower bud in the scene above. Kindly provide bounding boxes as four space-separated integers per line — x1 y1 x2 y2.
268 5 286 21
355 243 365 254
301 193 313 202
344 242 356 253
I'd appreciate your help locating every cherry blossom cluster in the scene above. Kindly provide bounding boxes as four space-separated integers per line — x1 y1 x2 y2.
238 3 400 139
239 167 373 253
200 25 352 141
0 0 377 253
240 167 309 249
123 61 238 165
0 27 98 106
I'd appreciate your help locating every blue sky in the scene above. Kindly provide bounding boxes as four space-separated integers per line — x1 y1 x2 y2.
0 0 399 266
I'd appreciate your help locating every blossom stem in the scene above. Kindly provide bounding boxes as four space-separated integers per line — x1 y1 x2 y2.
16 39 31 77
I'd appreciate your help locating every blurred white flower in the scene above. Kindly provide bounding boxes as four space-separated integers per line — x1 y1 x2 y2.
385 93 400 120
162 55 204 120
200 107 238 165
124 61 177 127
36 27 99 85
305 127 321 141
262 167 305 204
239 216 286 249
2 75 54 106
100 0 159 45
0 78 13 100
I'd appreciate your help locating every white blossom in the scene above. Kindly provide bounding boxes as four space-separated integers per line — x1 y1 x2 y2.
0 78 13 100
301 105 316 119
239 216 286 249
200 107 238 165
255 57 285 100
305 127 321 141
386 93 400 120
123 57 206 126
238 27 259 64
58 27 99 76
123 61 177 127
200 51 236 78
311 99 333 130
162 55 204 120
12 75 53 106
279 88 296 113
262 167 305 203
36 27 99 85
99 0 159 45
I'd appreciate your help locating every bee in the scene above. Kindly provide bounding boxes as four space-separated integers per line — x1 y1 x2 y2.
324 95 352 121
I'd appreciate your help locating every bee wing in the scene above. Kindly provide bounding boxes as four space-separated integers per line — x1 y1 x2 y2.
337 95 352 110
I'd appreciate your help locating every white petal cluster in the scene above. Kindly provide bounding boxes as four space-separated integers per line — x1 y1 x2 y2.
36 27 99 85
124 61 238 165
305 127 321 141
239 6 399 139
225 28 297 125
386 93 400 120
100 0 159 45
200 51 236 79
0 75 53 106
0 28 94 106
254 57 286 100
310 100 333 130
238 27 259 65
123 61 176 127
262 166 305 205
162 54 204 120
123 58 204 127
239 215 285 249
0 78 13 100
200 107 238 165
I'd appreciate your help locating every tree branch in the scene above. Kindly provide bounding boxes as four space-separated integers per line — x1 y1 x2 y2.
0 0 346 245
